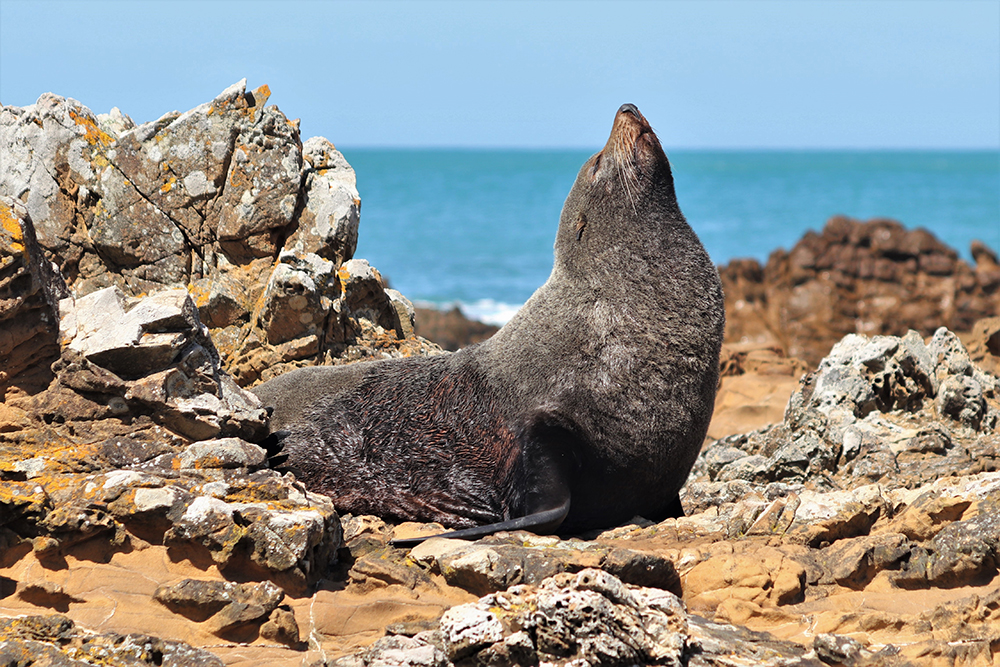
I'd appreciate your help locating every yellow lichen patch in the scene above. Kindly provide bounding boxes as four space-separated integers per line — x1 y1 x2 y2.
251 84 271 111
0 202 25 253
187 281 212 308
336 265 351 292
0 480 48 512
160 176 177 193
68 109 114 148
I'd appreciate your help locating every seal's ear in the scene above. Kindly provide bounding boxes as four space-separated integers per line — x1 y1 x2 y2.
575 212 587 241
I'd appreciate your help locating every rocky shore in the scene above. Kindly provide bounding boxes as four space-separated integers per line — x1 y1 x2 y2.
2 84 999 666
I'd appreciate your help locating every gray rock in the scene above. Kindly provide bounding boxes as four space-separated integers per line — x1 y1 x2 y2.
177 437 267 470
0 195 67 399
0 614 225 667
359 634 449 667
439 547 523 597
57 284 267 441
813 633 864 665
287 136 360 267
924 504 1000 586
819 533 912 589
3 82 432 385
936 375 985 428
255 251 338 347
440 605 505 661
153 578 284 634
698 327 999 495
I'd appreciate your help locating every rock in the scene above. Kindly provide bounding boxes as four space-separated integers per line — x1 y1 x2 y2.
255 252 339 348
813 633 864 665
345 634 450 667
720 217 1000 366
50 285 269 441
412 306 499 351
350 569 848 667
684 547 806 609
439 605 504 660
438 547 524 597
407 531 681 598
0 195 67 401
1 82 440 390
153 579 285 634
259 606 301 647
966 315 1000 377
176 437 267 470
698 327 1000 499
0 614 224 666
818 533 911 589
285 136 360 267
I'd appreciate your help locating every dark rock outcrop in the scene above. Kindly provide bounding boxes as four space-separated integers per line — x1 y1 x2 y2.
721 216 1000 366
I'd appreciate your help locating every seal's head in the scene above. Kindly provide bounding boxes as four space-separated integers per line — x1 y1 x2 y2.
556 104 683 276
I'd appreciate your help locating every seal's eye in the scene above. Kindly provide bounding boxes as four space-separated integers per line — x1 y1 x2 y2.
575 213 586 241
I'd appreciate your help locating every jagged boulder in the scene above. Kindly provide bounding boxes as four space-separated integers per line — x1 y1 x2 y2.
692 328 999 493
0 81 440 389
721 216 1000 365
0 196 66 401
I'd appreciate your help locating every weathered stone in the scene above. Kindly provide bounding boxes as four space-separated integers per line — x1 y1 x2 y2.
255 251 339 346
259 606 300 646
818 533 911 589
215 104 302 260
439 605 504 660
153 578 284 634
286 136 360 266
719 217 1000 366
936 375 985 428
684 548 806 609
438 547 523 597
0 196 67 400
353 634 450 667
0 614 224 666
177 437 266 470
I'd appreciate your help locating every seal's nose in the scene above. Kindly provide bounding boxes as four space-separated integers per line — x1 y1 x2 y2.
618 103 639 117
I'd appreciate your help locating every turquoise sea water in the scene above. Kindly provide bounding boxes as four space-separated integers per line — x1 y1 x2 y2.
345 149 1000 324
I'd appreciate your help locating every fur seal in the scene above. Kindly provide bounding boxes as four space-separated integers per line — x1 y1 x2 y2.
254 104 725 542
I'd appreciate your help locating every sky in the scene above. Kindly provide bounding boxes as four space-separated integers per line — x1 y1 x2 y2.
1 0 998 149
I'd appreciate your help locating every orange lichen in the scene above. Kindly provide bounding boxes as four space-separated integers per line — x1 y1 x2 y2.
68 109 114 148
251 84 271 110
187 282 212 308
1 203 25 253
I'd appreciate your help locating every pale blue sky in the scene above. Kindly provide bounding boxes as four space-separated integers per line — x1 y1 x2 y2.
1 0 998 149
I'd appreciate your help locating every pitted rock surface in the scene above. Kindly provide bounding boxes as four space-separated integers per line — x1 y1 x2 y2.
0 81 442 388
720 216 1000 366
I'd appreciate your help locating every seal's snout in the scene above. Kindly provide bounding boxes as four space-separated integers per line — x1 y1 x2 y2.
602 103 660 180
618 103 640 117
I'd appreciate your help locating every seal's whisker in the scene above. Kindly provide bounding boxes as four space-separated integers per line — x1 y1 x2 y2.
618 160 638 216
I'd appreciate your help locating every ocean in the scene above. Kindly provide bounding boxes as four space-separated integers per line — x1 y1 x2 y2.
345 149 1000 325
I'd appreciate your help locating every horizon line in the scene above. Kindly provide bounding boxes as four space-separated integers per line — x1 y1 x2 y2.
337 144 1000 153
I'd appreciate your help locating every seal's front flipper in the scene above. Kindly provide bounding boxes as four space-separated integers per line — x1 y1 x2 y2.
389 495 570 548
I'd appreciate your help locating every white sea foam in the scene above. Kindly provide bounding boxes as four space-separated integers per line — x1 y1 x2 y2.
459 299 523 326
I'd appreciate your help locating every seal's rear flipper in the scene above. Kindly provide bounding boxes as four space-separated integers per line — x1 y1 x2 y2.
261 429 291 468
389 497 570 548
